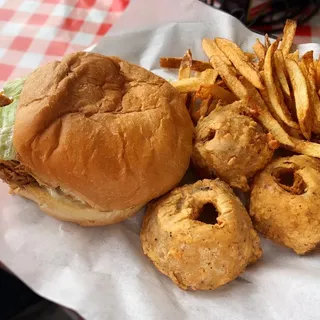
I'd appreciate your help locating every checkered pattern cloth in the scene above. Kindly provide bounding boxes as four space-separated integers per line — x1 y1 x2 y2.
0 1 319 88
0 0 128 87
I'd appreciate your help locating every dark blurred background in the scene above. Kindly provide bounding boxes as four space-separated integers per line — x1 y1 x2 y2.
200 0 319 34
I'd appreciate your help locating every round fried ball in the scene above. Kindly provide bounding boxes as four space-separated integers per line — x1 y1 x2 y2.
250 155 320 255
141 179 262 290
192 101 276 191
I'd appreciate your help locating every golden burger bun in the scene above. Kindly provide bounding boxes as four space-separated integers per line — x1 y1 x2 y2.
12 52 193 225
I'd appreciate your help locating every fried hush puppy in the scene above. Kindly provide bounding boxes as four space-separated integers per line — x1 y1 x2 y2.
141 179 262 291
250 155 320 255
192 101 278 191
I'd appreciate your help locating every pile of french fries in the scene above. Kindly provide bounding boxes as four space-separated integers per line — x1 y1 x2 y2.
160 20 320 158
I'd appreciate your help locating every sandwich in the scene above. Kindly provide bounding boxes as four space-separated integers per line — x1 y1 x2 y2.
0 52 193 226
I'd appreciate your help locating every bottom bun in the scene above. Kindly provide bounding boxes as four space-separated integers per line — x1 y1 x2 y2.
12 184 144 227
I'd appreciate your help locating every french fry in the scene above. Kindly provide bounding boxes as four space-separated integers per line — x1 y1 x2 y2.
245 52 257 61
265 34 271 49
210 85 237 103
196 84 237 104
172 69 218 93
264 39 298 129
285 58 312 140
253 38 266 61
199 68 218 83
160 57 212 72
210 55 247 98
300 51 316 88
280 19 297 56
258 71 274 114
178 50 192 103
211 54 294 147
274 50 291 97
189 94 201 124
199 97 212 118
178 49 192 80
316 58 320 91
283 91 296 119
311 94 320 134
172 78 202 92
287 50 299 62
215 38 250 62
215 37 264 89
299 51 320 134
260 72 298 136
242 78 295 147
291 138 320 158
202 38 232 66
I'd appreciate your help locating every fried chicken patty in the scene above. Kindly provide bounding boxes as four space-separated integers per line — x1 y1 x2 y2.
192 101 277 191
0 160 35 187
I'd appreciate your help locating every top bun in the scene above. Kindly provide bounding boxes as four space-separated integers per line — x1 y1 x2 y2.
13 52 193 211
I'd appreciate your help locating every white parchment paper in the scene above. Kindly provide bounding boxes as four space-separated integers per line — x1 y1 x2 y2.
1 1 320 319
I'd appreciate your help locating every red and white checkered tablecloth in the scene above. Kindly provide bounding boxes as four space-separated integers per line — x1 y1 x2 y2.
0 0 128 87
0 0 320 89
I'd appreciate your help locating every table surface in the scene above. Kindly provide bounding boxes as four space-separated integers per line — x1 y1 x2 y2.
0 0 319 88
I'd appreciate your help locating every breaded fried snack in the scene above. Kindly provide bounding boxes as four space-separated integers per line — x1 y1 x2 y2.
192 101 276 191
141 179 262 290
250 155 320 255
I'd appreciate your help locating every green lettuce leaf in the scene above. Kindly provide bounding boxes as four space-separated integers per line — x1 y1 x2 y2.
0 77 26 160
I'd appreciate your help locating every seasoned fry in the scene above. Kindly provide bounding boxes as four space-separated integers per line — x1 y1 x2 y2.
202 38 232 66
196 84 237 104
285 58 312 139
264 40 298 129
189 94 201 123
199 68 218 83
316 59 320 91
178 49 192 80
259 87 273 113
265 34 271 49
245 52 257 61
172 78 202 92
199 97 212 118
215 38 250 62
291 138 320 158
274 50 290 97
178 49 192 103
299 51 320 134
210 85 237 103
253 39 266 61
258 72 274 114
215 38 264 89
160 57 212 72
172 69 218 93
280 19 297 56
242 79 294 147
210 55 247 98
301 51 316 87
287 50 299 62
311 94 320 134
